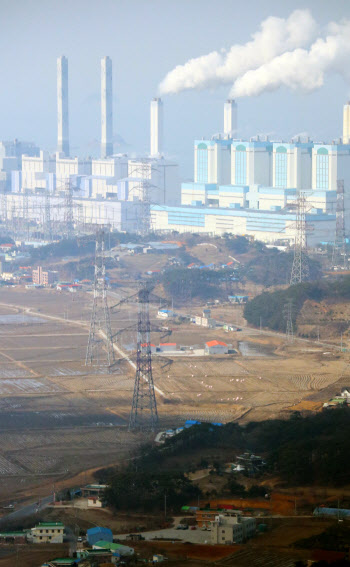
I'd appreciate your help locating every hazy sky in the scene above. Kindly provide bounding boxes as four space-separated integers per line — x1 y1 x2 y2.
1 0 350 177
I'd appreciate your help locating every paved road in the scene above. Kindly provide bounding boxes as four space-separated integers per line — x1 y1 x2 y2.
0 495 53 527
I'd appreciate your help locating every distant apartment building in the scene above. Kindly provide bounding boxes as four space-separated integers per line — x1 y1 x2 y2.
211 513 256 544
32 266 58 286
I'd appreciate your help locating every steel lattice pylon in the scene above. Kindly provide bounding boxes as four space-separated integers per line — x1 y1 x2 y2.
290 192 310 285
63 180 74 239
44 192 52 241
1 193 8 232
129 287 159 431
85 230 115 369
332 180 347 270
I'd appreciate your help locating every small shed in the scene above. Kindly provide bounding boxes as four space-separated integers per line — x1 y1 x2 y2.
141 343 156 354
87 527 113 546
159 342 177 352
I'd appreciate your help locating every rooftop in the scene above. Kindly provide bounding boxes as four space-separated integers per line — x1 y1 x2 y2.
206 340 227 347
35 522 64 528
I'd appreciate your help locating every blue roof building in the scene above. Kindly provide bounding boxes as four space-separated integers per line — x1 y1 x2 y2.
86 526 113 546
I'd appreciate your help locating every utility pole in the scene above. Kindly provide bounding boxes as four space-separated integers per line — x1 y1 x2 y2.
85 230 115 369
332 180 347 270
285 300 294 343
129 286 159 431
290 192 310 285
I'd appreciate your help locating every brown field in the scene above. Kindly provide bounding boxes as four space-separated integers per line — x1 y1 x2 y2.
0 543 69 567
0 285 348 503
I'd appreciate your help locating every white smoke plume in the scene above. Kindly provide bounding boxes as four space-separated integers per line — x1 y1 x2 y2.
230 20 350 97
159 10 317 95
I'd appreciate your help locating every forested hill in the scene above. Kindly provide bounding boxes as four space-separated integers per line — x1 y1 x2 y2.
244 276 350 332
99 408 350 513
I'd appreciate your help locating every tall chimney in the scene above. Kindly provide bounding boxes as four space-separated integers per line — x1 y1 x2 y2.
343 101 350 144
150 98 163 156
57 56 69 157
101 56 113 159
224 99 237 138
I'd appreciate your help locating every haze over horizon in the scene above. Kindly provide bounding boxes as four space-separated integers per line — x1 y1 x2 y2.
1 0 350 177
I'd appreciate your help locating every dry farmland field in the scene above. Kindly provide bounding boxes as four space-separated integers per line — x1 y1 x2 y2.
0 285 348 503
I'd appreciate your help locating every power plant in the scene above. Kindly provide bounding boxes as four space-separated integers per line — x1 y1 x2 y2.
0 55 349 249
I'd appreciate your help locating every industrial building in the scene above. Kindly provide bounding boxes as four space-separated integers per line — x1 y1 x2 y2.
150 100 350 244
2 55 350 245
151 204 334 245
0 56 180 239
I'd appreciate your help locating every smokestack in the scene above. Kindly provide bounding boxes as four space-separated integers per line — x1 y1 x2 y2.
150 98 163 156
57 56 69 157
101 56 113 159
343 101 350 144
224 99 237 138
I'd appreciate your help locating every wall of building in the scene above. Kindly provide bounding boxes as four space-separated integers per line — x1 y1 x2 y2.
151 204 335 246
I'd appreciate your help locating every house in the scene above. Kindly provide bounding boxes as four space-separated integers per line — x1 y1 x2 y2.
93 540 134 556
0 531 27 544
30 522 64 543
228 295 249 304
157 309 174 319
205 340 228 355
88 497 104 508
211 513 256 544
81 484 108 498
87 526 113 546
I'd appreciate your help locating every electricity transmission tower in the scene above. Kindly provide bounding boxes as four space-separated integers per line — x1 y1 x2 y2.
129 286 159 431
85 230 115 369
290 192 310 285
63 180 74 239
284 300 294 343
332 179 348 270
44 192 52 241
1 193 8 232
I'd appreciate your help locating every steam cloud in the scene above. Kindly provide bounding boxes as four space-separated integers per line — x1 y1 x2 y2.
159 10 350 99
